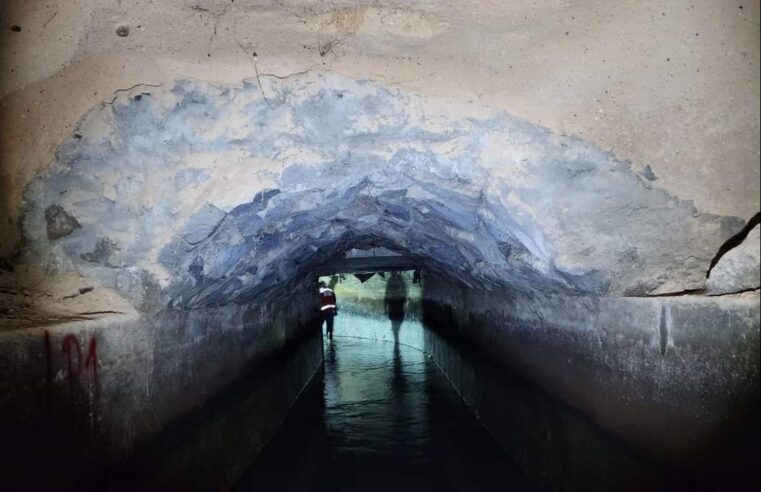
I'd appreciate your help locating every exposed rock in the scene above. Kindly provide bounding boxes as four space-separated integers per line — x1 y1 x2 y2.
640 165 657 181
44 205 81 240
80 237 119 266
1 0 758 268
188 255 205 283
180 204 227 245
20 74 745 309
707 224 760 295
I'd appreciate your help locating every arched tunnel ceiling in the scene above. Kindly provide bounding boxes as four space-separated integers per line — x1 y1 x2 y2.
1 0 759 254
20 74 743 310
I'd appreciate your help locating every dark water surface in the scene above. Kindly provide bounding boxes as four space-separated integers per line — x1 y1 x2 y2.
235 337 534 492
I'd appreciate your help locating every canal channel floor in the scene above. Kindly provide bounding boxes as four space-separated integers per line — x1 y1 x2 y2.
235 337 534 492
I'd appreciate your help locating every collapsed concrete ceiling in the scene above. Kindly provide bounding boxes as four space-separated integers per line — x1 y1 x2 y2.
19 74 743 311
0 0 758 317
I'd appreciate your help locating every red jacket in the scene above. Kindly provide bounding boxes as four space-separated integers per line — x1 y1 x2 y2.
319 287 337 314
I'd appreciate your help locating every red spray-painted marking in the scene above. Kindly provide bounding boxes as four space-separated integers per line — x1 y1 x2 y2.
61 334 82 395
41 332 100 400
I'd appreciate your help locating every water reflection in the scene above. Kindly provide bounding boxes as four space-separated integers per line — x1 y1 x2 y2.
236 337 532 492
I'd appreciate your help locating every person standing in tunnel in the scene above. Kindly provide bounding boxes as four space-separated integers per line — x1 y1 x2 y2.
384 271 408 345
319 281 338 340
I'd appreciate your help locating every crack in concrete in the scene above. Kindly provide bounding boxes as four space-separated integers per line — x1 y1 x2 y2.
707 211 761 278
107 83 162 105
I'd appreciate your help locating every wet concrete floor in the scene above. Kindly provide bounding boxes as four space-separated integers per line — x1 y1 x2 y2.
235 337 534 492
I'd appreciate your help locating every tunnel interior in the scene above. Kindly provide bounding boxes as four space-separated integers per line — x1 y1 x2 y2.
0 46 758 492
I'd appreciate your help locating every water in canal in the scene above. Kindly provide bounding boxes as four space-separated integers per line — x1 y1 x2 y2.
235 337 534 492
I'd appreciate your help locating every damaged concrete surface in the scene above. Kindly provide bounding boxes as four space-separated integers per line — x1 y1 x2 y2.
0 0 757 324
8 74 748 320
1 0 759 263
708 224 761 295
0 269 137 330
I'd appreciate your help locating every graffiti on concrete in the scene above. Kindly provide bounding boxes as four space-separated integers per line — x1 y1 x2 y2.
43 330 99 399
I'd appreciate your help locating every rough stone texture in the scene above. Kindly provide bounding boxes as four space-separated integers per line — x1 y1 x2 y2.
180 203 227 246
421 273 760 468
0 281 320 490
1 0 758 327
707 224 761 295
44 205 81 240
12 74 745 321
1 1 758 266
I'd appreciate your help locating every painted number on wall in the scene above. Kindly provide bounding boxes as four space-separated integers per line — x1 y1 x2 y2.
43 330 99 397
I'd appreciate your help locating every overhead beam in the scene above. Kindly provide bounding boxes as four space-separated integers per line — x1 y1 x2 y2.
316 256 418 275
